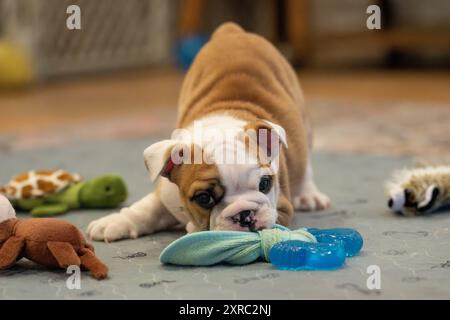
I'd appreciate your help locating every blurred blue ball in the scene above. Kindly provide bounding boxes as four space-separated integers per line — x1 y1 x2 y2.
175 34 209 71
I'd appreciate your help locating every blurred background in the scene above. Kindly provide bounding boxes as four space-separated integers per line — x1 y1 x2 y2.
0 0 449 161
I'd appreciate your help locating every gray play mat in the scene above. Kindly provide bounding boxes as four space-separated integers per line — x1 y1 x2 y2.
1 138 449 299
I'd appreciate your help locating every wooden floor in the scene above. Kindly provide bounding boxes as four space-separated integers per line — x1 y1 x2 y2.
0 69 183 134
1 68 449 161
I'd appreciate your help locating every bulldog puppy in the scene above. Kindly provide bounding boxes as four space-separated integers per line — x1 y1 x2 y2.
87 22 330 242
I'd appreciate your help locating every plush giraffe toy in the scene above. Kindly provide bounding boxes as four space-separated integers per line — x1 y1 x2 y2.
0 169 127 216
0 194 108 279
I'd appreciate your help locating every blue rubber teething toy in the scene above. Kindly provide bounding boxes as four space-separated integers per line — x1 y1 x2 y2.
160 225 363 270
269 228 363 270
308 228 363 257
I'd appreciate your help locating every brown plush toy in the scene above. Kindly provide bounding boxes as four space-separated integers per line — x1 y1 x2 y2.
0 194 108 279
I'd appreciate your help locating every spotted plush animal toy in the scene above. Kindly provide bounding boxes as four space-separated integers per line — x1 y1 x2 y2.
1 170 81 199
0 170 128 216
386 166 450 216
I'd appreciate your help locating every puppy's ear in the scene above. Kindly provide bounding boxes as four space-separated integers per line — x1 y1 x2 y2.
245 120 287 159
262 120 288 150
143 140 203 183
143 140 185 182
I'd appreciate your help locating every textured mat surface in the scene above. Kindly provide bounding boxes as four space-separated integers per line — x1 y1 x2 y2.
1 138 450 300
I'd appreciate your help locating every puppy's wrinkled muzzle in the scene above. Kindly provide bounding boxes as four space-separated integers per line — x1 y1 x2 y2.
220 191 273 231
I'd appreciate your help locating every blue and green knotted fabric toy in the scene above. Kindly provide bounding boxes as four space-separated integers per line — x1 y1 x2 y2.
160 225 363 270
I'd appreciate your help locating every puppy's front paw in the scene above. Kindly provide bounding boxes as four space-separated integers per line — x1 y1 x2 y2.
294 191 331 211
87 213 138 242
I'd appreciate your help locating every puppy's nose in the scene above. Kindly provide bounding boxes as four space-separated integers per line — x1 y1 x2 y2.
239 210 252 224
232 210 256 230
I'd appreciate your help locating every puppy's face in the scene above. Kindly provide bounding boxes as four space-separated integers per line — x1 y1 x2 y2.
144 118 287 232
169 161 278 231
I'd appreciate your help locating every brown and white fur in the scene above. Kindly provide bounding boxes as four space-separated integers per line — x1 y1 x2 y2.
87 23 330 242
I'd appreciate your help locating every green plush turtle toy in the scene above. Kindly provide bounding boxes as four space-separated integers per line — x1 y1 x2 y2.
0 170 127 216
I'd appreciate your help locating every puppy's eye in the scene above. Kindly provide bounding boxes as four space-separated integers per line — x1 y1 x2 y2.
193 192 216 209
259 175 273 194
